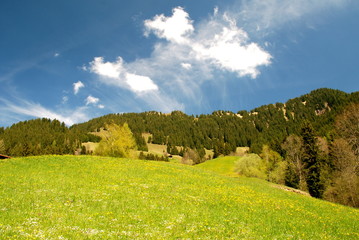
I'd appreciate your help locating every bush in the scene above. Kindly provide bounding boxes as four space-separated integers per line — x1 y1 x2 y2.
235 154 266 179
268 161 287 184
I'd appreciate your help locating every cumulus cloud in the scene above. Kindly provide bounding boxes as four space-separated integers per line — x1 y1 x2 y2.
73 81 84 95
144 6 271 78
85 95 100 105
89 57 123 79
88 57 158 93
126 73 159 92
144 7 194 44
191 17 271 78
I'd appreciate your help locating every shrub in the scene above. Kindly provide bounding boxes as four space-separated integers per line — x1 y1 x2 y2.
235 154 266 179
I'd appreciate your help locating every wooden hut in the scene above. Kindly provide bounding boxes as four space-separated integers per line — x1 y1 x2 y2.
0 154 11 159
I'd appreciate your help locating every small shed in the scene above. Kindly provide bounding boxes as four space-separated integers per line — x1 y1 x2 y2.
0 154 11 159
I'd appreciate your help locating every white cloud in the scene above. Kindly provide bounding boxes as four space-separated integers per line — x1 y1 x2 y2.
213 6 219 16
181 63 192 70
0 98 89 126
85 95 100 105
89 57 124 79
126 73 158 92
73 81 84 95
54 52 60 57
191 18 271 78
144 7 271 78
88 56 159 93
86 6 273 114
144 7 194 44
98 104 105 109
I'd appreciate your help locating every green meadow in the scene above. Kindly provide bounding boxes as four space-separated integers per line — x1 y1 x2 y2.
0 155 358 239
195 156 240 177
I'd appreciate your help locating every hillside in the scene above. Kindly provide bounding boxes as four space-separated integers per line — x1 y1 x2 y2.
195 156 239 177
0 155 358 239
71 88 359 154
1 88 358 157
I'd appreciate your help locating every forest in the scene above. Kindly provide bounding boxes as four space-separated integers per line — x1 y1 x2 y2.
0 88 358 207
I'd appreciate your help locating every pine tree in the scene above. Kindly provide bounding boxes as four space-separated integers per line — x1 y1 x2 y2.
301 122 323 198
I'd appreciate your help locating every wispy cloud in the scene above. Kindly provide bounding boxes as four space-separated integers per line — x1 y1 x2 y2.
234 0 350 32
85 95 106 109
85 95 99 105
0 98 89 126
62 96 69 104
73 81 85 95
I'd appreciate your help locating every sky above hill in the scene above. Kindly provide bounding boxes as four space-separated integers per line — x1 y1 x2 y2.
1 0 358 126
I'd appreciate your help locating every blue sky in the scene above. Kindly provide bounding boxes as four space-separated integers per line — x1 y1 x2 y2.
1 0 358 126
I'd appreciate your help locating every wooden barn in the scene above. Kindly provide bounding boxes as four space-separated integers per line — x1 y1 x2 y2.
0 154 11 159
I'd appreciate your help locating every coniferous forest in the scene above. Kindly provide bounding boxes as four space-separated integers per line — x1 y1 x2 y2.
1 88 358 207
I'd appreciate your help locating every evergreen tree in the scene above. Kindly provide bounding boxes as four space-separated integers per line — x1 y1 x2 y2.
301 122 323 198
81 145 87 155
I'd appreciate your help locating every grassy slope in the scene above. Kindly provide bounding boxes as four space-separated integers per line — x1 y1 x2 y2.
0 156 358 239
195 156 240 177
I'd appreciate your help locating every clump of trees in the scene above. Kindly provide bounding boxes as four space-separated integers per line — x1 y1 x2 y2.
235 103 359 207
235 146 286 184
0 118 98 156
323 103 359 207
324 138 358 206
138 152 169 161
181 147 206 165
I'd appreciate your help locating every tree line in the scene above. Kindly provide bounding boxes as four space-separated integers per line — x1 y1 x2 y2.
0 118 100 156
71 88 358 155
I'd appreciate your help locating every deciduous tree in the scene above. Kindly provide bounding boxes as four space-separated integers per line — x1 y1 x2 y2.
282 135 307 191
324 138 359 207
95 123 137 158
